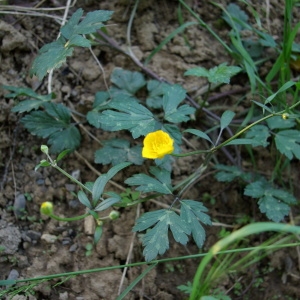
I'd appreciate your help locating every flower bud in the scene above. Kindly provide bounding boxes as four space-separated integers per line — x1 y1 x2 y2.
40 202 53 216
282 113 289 120
41 145 49 155
109 210 120 220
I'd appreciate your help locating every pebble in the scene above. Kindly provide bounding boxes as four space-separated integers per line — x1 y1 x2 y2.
14 193 26 219
7 269 19 281
41 233 57 244
26 230 41 241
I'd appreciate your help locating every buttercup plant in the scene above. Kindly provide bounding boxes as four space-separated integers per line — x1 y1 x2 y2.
2 2 300 298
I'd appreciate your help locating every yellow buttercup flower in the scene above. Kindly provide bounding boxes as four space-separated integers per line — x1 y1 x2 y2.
142 130 174 159
40 201 54 216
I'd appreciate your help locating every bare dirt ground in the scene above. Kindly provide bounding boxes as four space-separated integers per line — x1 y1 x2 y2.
1 0 300 299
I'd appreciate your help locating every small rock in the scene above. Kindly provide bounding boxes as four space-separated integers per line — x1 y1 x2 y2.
7 269 19 281
26 230 42 241
14 193 26 219
69 243 78 252
84 215 95 236
59 292 68 300
41 233 57 244
0 225 21 255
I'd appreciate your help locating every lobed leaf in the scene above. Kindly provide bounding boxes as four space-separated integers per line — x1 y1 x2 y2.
125 167 172 194
244 125 270 147
110 68 146 95
133 209 190 261
162 84 195 123
274 129 300 160
95 139 143 166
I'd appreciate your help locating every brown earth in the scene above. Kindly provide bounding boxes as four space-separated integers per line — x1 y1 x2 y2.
0 0 300 299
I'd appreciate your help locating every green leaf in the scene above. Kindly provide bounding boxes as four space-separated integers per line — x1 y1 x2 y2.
133 209 190 261
220 110 235 130
222 3 249 31
0 279 16 286
266 116 295 130
3 86 54 113
110 68 146 95
163 84 195 123
30 36 74 80
98 95 160 138
274 130 300 160
94 196 121 211
252 100 273 113
244 179 296 222
56 149 71 162
185 63 241 84
30 9 112 80
77 191 92 209
214 164 251 182
125 167 172 194
226 138 257 146
180 200 211 248
244 125 270 147
184 129 213 144
146 80 169 109
20 103 81 153
264 81 295 104
92 162 131 202
94 225 103 245
94 139 143 166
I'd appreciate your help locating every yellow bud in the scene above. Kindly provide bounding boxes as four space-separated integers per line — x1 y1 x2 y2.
40 202 53 216
282 113 289 120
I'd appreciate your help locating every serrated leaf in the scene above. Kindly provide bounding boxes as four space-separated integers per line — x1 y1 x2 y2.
245 125 270 147
222 3 249 31
163 84 195 123
146 80 169 109
180 200 211 248
98 96 160 138
274 129 300 160
208 63 241 84
184 129 213 144
266 116 295 130
3 85 54 113
68 34 91 47
110 68 146 95
94 196 121 211
244 179 296 222
258 196 291 222
125 167 172 194
94 139 143 166
214 164 249 182
30 37 74 80
92 162 131 202
184 67 209 78
220 110 235 130
20 103 81 153
185 63 241 84
78 190 92 209
133 209 190 261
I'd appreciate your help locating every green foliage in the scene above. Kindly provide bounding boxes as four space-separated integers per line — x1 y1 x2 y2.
274 130 300 160
214 165 252 182
3 86 54 113
184 63 241 84
133 200 211 261
125 166 172 194
21 102 81 153
30 9 113 80
244 179 297 222
95 139 143 166
244 125 270 147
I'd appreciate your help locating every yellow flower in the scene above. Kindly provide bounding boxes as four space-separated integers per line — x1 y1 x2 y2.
40 202 54 216
142 130 174 159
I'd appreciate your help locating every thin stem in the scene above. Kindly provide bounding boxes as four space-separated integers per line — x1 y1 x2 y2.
49 212 89 222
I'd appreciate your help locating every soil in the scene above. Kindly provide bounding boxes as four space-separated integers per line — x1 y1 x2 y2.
0 0 300 299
